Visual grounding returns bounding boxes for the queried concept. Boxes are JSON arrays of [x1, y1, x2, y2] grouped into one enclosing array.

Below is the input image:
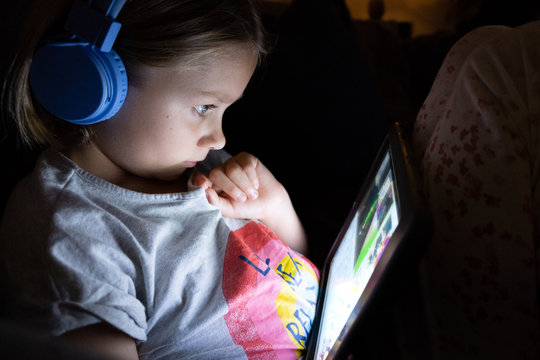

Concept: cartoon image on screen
[[314, 151, 399, 360]]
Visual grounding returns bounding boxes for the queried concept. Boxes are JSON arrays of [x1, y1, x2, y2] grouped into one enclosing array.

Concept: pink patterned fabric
[[413, 21, 540, 358], [222, 221, 319, 359]]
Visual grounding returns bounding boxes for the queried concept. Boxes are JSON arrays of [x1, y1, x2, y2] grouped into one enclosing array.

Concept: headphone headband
[[65, 0, 127, 52]]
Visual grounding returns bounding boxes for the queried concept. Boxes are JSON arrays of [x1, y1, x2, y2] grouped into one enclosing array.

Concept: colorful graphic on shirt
[[222, 221, 319, 359]]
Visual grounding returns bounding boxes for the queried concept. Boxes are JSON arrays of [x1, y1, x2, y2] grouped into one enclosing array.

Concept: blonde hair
[[2, 0, 267, 148]]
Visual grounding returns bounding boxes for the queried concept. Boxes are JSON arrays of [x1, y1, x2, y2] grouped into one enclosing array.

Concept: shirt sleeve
[[45, 224, 148, 341], [3, 200, 148, 341]]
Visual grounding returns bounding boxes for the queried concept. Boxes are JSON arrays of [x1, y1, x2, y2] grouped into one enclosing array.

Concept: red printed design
[[222, 221, 319, 359]]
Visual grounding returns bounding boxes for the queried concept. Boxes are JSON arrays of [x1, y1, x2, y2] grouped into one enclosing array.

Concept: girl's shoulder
[[1, 148, 214, 249]]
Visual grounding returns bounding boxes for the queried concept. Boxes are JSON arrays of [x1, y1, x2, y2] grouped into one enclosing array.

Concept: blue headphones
[[29, 0, 128, 125]]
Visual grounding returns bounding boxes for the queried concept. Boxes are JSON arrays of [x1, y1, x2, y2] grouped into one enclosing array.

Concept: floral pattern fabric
[[412, 21, 540, 358]]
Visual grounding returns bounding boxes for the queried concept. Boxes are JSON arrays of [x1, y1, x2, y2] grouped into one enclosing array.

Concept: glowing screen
[[314, 151, 399, 359]]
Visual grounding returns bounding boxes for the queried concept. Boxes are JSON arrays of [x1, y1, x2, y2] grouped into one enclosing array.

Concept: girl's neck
[[63, 143, 189, 194]]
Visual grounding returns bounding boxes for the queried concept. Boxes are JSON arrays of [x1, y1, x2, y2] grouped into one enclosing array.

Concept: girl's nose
[[198, 125, 226, 150]]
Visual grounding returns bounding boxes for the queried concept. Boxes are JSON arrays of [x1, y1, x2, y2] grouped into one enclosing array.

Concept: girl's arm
[[192, 152, 308, 254], [62, 323, 138, 360]]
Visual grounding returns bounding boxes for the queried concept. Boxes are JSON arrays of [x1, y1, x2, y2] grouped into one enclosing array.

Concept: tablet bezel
[[306, 124, 430, 360]]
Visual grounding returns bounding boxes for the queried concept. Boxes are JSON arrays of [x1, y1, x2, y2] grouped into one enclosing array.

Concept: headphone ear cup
[[29, 43, 128, 125]]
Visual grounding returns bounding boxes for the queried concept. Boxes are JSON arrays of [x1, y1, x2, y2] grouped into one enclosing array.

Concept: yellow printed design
[[274, 252, 319, 354]]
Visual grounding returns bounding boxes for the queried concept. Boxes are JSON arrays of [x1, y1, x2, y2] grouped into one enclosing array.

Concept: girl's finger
[[205, 187, 235, 217], [236, 155, 259, 195], [222, 156, 259, 199], [192, 172, 225, 197], [191, 172, 212, 189], [208, 169, 248, 202]]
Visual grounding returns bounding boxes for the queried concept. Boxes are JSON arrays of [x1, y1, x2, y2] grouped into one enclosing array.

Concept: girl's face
[[72, 44, 258, 192]]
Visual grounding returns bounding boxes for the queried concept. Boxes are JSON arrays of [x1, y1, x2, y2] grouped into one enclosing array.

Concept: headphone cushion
[[29, 43, 128, 125]]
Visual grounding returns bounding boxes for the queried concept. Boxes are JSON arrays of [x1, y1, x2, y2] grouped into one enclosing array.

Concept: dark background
[[1, 0, 540, 358], [2, 0, 539, 267]]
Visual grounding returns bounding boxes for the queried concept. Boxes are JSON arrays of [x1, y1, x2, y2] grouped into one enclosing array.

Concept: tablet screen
[[314, 151, 400, 360]]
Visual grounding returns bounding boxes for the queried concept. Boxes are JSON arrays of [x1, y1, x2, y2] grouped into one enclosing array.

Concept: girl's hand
[[194, 152, 278, 220], [192, 152, 307, 253]]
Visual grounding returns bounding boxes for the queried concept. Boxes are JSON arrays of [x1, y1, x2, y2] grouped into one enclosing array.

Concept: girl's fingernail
[[236, 193, 247, 202], [249, 189, 258, 199]]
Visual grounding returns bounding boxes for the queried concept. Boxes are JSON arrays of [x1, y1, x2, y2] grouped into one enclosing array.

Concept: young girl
[[0, 0, 319, 359]]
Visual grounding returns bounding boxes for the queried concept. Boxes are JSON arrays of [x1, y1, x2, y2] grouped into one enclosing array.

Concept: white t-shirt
[[0, 148, 319, 359]]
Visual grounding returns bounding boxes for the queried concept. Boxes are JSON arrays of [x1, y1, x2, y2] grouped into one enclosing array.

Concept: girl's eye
[[194, 105, 215, 116]]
